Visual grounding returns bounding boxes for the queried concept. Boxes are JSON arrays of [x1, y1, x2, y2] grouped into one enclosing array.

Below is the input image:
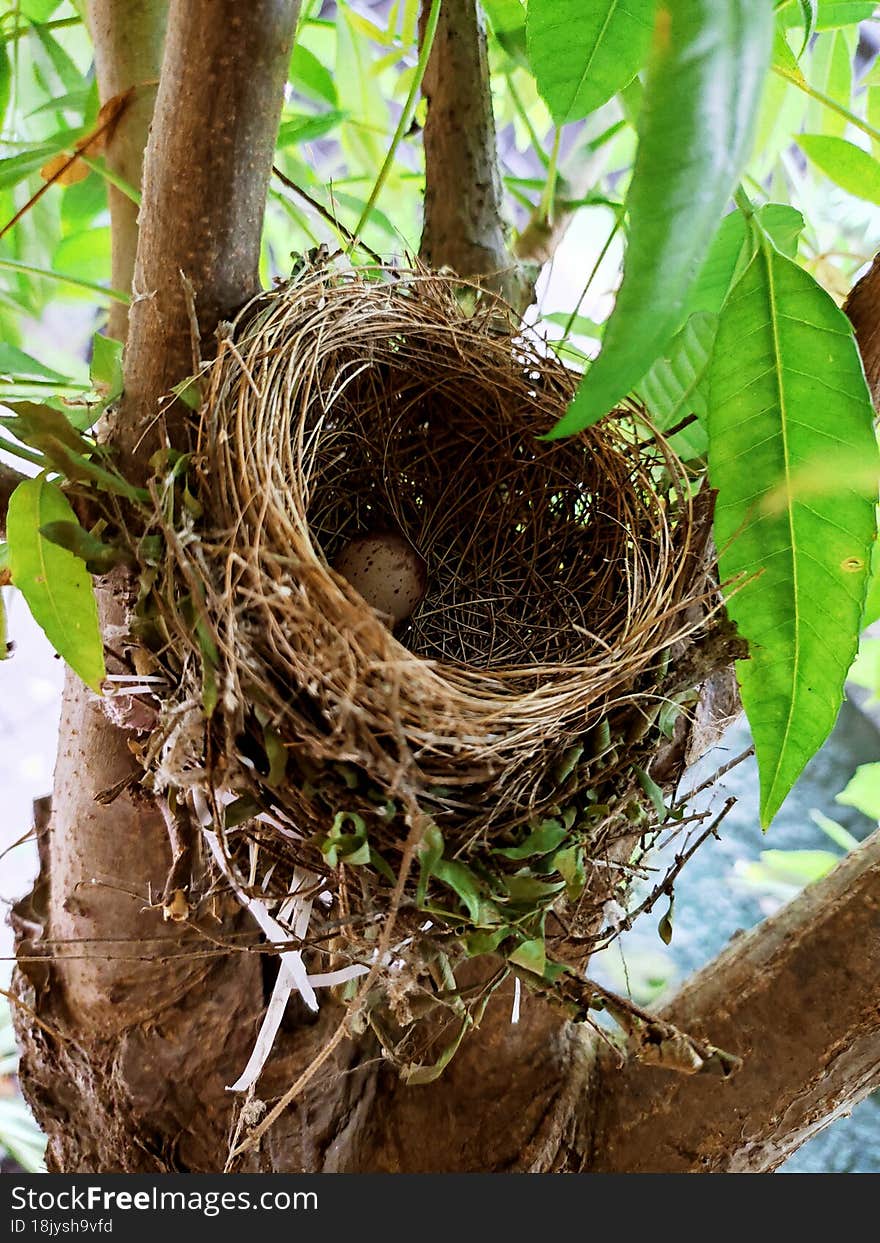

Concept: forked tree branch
[[588, 826, 880, 1172], [419, 0, 531, 309]]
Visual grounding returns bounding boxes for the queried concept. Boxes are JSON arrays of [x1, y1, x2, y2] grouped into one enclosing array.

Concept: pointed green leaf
[[416, 821, 445, 907], [527, 0, 655, 124], [797, 133, 880, 208], [508, 937, 546, 976], [90, 333, 123, 400], [494, 819, 568, 860], [548, 0, 773, 438], [39, 520, 129, 574], [6, 477, 105, 691], [708, 233, 878, 825], [636, 311, 716, 458]]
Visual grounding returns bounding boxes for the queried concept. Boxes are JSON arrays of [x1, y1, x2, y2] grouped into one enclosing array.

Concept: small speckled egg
[[333, 532, 427, 625]]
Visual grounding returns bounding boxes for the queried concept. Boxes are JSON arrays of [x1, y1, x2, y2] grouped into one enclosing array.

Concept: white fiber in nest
[[193, 789, 371, 1092]]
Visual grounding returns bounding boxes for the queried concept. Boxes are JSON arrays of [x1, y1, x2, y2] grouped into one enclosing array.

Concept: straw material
[[130, 263, 726, 1011]]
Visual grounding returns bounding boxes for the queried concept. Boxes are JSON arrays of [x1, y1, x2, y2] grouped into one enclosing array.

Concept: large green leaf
[[777, 0, 874, 28], [548, 0, 774, 438], [527, 0, 655, 124], [708, 230, 877, 825], [683, 202, 804, 321], [6, 476, 105, 691], [797, 133, 880, 207]]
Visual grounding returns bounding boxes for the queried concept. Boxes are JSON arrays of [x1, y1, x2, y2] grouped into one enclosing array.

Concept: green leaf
[[0, 132, 85, 190], [6, 477, 105, 691], [635, 311, 716, 457], [0, 43, 11, 131], [21, 0, 64, 18], [433, 859, 499, 925], [276, 110, 348, 148], [39, 520, 128, 574], [551, 844, 586, 901], [0, 344, 69, 383], [837, 762, 880, 820], [811, 1, 875, 28], [494, 818, 568, 860], [484, 0, 525, 33], [501, 874, 566, 906], [527, 0, 655, 124], [548, 0, 774, 438], [791, 0, 819, 55], [658, 896, 675, 945], [89, 333, 123, 400], [777, 0, 874, 27], [682, 203, 804, 322], [508, 937, 546, 976], [465, 926, 511, 956], [31, 22, 83, 94], [636, 766, 667, 823], [810, 809, 859, 851], [708, 231, 878, 825], [290, 45, 337, 105], [416, 821, 444, 906], [797, 133, 880, 207]]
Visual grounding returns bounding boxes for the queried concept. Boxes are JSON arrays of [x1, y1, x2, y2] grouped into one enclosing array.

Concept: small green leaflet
[[90, 333, 123, 400], [708, 229, 878, 826], [797, 134, 880, 208], [6, 476, 105, 692], [527, 0, 655, 124], [548, 0, 774, 438]]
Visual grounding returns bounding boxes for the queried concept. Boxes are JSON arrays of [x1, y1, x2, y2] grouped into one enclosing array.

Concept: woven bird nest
[[130, 263, 723, 1038]]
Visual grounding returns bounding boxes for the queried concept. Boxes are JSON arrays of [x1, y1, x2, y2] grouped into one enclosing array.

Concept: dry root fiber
[[128, 262, 728, 1022]]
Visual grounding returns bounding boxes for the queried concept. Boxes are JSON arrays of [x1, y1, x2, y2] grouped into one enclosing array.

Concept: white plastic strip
[[226, 957, 302, 1093], [511, 974, 522, 1025]]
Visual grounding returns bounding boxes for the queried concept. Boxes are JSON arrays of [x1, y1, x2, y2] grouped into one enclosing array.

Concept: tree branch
[[588, 827, 880, 1172], [845, 256, 880, 406], [86, 1, 168, 342], [419, 0, 531, 309], [117, 0, 300, 468]]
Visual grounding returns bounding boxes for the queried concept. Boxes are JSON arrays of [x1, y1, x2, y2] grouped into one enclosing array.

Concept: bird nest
[[127, 263, 726, 1026]]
